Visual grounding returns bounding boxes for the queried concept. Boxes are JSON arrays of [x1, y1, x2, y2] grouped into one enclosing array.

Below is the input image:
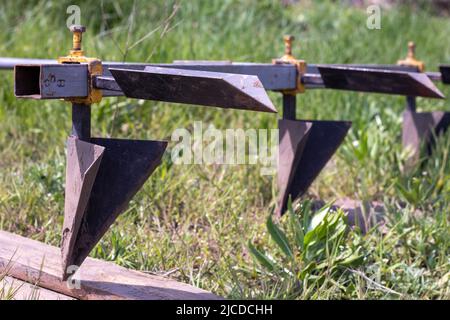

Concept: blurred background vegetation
[[0, 0, 449, 299]]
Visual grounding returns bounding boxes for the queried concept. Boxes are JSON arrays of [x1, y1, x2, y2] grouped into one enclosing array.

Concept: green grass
[[0, 0, 449, 299]]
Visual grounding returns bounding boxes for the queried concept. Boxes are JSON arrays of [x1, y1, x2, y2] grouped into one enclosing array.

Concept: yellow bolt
[[397, 40, 424, 72], [70, 25, 86, 52], [283, 35, 295, 57], [407, 41, 416, 59]]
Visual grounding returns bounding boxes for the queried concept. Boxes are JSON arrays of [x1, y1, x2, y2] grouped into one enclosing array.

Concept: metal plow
[[62, 137, 168, 278], [106, 39, 446, 217], [8, 26, 278, 279], [111, 41, 446, 216], [316, 43, 450, 163], [271, 37, 446, 216], [2, 25, 449, 275], [277, 118, 351, 216], [332, 43, 450, 163]]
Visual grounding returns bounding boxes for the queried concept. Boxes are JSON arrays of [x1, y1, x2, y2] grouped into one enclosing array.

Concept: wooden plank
[[0, 230, 221, 300], [0, 276, 75, 300]]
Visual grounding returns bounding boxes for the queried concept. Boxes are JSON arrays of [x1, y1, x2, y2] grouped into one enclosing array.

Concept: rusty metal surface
[[440, 65, 450, 84], [276, 119, 351, 216], [317, 66, 445, 98], [109, 67, 277, 113], [61, 137, 105, 279], [402, 110, 450, 163], [63, 138, 167, 276]]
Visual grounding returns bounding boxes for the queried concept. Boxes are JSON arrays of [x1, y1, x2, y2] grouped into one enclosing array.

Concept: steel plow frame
[[1, 27, 449, 276], [7, 26, 280, 278]]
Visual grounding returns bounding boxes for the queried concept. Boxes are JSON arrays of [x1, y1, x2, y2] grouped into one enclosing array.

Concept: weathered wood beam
[[0, 276, 75, 300], [0, 230, 221, 300]]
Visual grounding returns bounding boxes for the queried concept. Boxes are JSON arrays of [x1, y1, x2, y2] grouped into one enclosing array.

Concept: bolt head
[[69, 25, 86, 33]]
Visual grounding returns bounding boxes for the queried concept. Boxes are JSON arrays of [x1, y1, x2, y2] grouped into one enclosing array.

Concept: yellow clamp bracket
[[272, 35, 306, 95], [397, 41, 425, 72], [58, 25, 103, 104]]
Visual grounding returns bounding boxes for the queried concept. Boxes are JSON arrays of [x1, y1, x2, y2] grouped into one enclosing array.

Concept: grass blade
[[247, 241, 277, 272], [266, 216, 293, 259]]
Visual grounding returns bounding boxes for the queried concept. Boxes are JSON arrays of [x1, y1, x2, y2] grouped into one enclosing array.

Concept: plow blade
[[276, 119, 351, 216], [403, 110, 450, 163], [61, 137, 105, 277], [316, 66, 445, 99], [61, 137, 167, 279], [109, 67, 277, 113]]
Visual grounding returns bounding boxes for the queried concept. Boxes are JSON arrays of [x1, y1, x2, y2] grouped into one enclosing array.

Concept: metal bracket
[[272, 35, 306, 95], [58, 25, 103, 104]]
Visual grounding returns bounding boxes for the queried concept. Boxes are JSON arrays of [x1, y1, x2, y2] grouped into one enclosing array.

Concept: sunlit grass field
[[0, 0, 449, 299]]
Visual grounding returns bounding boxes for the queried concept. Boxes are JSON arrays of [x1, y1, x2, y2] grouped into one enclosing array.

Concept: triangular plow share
[[277, 119, 351, 216], [11, 25, 276, 279], [62, 137, 167, 274], [402, 110, 450, 162], [61, 137, 105, 274]]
